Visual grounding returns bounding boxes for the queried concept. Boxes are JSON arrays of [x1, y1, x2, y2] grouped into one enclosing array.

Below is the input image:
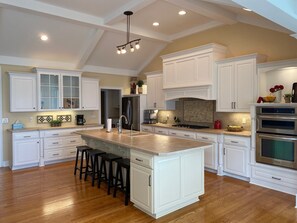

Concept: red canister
[[214, 120, 222, 129]]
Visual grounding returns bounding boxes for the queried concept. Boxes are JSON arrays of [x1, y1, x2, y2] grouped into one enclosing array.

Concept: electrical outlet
[[242, 118, 246, 124], [167, 115, 169, 120], [2, 118, 9, 124], [29, 117, 33, 122]]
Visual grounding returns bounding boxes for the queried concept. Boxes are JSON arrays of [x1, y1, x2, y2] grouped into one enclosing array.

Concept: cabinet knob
[[33, 107, 36, 109]]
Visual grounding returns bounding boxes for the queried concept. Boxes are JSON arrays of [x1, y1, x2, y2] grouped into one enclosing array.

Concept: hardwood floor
[[0, 161, 296, 223]]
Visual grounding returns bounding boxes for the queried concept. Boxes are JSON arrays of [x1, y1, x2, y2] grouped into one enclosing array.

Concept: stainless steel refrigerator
[[121, 95, 146, 131]]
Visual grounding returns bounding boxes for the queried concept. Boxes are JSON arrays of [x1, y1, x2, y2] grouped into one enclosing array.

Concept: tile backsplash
[[157, 99, 251, 130]]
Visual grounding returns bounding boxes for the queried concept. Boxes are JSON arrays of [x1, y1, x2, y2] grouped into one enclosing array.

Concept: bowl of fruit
[[262, 96, 276, 103]]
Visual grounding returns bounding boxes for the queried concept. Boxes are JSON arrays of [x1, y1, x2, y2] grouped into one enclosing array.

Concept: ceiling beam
[[0, 0, 170, 43], [104, 0, 157, 25], [231, 0, 297, 38], [76, 29, 105, 69], [166, 0, 237, 25]]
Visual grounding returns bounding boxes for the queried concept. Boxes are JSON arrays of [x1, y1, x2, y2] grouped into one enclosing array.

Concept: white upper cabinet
[[9, 72, 37, 112], [161, 43, 227, 100], [34, 68, 81, 111], [216, 54, 267, 112], [81, 78, 99, 110]]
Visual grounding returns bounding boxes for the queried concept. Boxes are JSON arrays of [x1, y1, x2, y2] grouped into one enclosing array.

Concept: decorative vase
[[284, 96, 291, 103], [138, 87, 143, 94], [275, 90, 282, 103]]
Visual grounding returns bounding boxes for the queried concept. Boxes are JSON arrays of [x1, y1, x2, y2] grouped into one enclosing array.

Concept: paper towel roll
[[106, 118, 112, 132]]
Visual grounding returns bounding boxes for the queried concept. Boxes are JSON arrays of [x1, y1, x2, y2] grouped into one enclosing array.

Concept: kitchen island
[[76, 129, 211, 219]]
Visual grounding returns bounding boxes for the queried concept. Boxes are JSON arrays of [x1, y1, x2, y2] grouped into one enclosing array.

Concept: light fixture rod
[[116, 11, 141, 54]]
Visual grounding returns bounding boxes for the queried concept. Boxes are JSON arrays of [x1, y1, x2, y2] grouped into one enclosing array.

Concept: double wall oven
[[256, 106, 297, 170]]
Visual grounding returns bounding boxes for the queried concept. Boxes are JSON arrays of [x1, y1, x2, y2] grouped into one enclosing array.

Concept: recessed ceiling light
[[243, 8, 252, 12], [178, 10, 186, 15], [153, 22, 159, 26], [40, 34, 48, 41]]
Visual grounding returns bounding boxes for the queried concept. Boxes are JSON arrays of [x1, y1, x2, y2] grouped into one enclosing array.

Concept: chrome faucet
[[118, 115, 128, 134]]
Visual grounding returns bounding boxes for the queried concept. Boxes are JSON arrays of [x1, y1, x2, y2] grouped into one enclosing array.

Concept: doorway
[[100, 89, 121, 127]]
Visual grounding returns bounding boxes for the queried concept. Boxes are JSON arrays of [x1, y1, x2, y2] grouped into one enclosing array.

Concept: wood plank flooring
[[0, 161, 296, 223]]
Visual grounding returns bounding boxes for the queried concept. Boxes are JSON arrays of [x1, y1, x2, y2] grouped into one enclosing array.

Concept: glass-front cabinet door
[[61, 74, 80, 109], [35, 68, 82, 111], [40, 73, 60, 110]]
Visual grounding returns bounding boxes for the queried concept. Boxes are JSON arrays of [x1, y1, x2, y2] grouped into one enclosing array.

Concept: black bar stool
[[74, 145, 93, 180], [84, 149, 106, 186], [98, 153, 122, 195], [113, 158, 130, 205]]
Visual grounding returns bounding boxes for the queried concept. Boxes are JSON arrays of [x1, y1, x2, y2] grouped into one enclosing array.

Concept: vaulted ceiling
[[0, 0, 296, 76]]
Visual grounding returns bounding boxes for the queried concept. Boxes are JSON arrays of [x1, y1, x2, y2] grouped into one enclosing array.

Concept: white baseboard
[[1, 160, 9, 167]]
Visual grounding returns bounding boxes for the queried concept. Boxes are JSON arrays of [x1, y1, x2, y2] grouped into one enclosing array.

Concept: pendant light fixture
[[116, 11, 141, 55]]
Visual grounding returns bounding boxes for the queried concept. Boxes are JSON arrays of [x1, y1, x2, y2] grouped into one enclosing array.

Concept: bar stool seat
[[84, 149, 106, 186], [113, 158, 130, 205], [98, 153, 122, 195], [74, 145, 93, 180]]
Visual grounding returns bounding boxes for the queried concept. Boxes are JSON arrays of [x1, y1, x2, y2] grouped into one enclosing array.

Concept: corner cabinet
[[34, 68, 81, 111], [9, 72, 37, 112], [81, 78, 99, 110], [216, 54, 266, 112]]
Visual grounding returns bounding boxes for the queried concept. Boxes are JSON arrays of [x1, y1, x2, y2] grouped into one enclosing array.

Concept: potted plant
[[136, 80, 144, 94], [283, 93, 292, 103], [49, 119, 62, 127]]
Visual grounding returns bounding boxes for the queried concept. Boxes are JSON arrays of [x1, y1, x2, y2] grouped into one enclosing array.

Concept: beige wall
[[1, 65, 131, 162], [140, 22, 297, 78]]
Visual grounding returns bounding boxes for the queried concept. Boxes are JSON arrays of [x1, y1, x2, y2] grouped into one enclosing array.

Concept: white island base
[[130, 148, 205, 219], [77, 129, 210, 219]]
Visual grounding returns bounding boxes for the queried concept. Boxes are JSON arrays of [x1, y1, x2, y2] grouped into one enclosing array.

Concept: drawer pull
[[149, 175, 151, 187], [202, 137, 208, 140], [272, 176, 281, 181], [24, 136, 31, 138], [171, 133, 176, 135], [135, 158, 143, 162], [52, 142, 59, 145], [70, 140, 76, 143], [52, 153, 59, 156], [52, 134, 59, 136], [70, 151, 76, 154], [184, 134, 190, 137], [231, 141, 239, 143]]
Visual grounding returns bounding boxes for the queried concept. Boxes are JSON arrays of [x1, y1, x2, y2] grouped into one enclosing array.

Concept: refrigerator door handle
[[127, 100, 132, 125]]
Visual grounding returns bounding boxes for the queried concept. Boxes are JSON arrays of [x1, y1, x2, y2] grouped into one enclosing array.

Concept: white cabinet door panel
[[196, 54, 211, 84], [224, 146, 247, 176], [131, 163, 153, 213], [14, 139, 40, 165], [10, 73, 37, 112], [81, 78, 99, 110], [217, 63, 233, 111]]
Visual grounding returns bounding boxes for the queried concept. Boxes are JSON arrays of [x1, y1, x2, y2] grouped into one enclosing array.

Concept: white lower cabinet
[[12, 131, 41, 170], [141, 125, 154, 133], [196, 133, 218, 170], [168, 129, 196, 139], [42, 130, 84, 163], [154, 127, 168, 135], [130, 148, 204, 219], [223, 135, 250, 178]]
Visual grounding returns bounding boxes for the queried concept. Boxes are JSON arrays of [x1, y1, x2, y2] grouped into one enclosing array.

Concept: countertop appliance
[[256, 106, 297, 170], [143, 109, 158, 124], [121, 95, 146, 131], [171, 124, 209, 129], [76, 114, 86, 125]]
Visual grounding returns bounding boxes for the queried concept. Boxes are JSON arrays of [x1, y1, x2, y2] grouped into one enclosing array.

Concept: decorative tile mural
[[57, 115, 72, 122], [37, 115, 53, 124]]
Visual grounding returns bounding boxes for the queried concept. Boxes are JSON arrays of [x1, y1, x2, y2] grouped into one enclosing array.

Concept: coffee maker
[[76, 115, 86, 125], [143, 109, 158, 124]]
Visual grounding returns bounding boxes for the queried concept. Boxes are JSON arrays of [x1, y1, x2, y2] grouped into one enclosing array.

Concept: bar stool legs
[[74, 146, 93, 180], [113, 158, 130, 205]]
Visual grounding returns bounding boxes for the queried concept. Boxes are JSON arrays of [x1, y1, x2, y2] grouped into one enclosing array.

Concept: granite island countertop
[[142, 123, 251, 137], [76, 129, 211, 156]]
